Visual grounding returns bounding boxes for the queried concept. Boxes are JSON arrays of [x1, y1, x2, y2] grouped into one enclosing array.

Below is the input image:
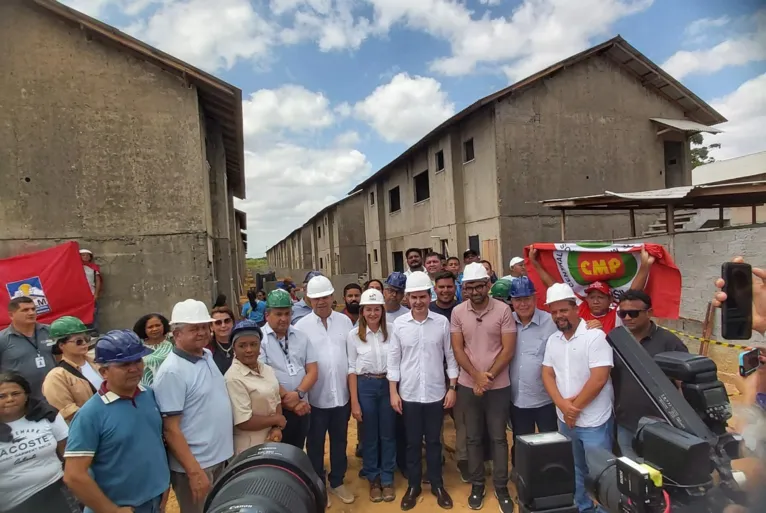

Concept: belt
[[360, 373, 387, 379]]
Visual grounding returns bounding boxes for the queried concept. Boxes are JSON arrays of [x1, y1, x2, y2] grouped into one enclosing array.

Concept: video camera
[[585, 326, 747, 513]]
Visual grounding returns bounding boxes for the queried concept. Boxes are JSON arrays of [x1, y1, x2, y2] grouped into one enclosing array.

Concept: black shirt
[[612, 322, 688, 431], [430, 302, 457, 321], [208, 338, 234, 375]]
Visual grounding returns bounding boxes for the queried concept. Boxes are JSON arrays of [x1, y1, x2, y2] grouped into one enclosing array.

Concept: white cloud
[[242, 85, 335, 138], [274, 0, 374, 51], [334, 130, 361, 146], [709, 73, 766, 160], [479, 0, 502, 6], [354, 72, 455, 144], [125, 0, 278, 72], [684, 15, 730, 39], [663, 10, 766, 80]]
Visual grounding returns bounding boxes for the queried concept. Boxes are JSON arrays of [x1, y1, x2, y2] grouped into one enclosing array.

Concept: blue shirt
[[260, 324, 318, 391], [241, 301, 266, 323], [153, 348, 234, 472], [291, 300, 312, 325], [510, 308, 557, 408], [64, 386, 169, 506]]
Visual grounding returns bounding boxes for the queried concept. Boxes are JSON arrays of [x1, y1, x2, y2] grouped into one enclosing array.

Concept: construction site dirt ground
[[167, 345, 758, 513]]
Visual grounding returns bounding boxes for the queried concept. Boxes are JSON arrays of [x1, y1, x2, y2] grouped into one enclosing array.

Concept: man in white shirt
[[541, 284, 614, 513], [403, 248, 425, 276], [295, 276, 355, 505], [388, 271, 458, 511]]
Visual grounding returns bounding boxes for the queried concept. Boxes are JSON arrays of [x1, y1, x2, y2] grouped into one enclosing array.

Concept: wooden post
[[629, 208, 636, 237], [752, 205, 758, 224], [718, 207, 724, 228], [665, 205, 675, 235], [700, 301, 715, 356], [560, 209, 567, 240]]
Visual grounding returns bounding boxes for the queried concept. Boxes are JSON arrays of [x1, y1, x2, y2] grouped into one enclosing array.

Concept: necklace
[[216, 340, 233, 358]]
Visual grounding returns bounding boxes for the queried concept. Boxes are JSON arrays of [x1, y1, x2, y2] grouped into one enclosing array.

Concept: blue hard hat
[[94, 330, 152, 364], [303, 270, 323, 283], [385, 272, 407, 291], [230, 320, 263, 344], [510, 276, 536, 298]]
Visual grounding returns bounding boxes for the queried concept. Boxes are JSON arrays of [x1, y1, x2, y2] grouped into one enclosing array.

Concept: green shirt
[[141, 338, 174, 386]]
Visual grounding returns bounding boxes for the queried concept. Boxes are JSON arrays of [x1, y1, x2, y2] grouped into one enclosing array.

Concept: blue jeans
[[357, 376, 396, 485], [558, 417, 613, 513], [85, 494, 162, 513], [306, 402, 351, 488], [616, 424, 638, 460]]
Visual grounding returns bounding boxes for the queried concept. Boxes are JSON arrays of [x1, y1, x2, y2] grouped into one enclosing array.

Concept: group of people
[[1, 248, 764, 513]]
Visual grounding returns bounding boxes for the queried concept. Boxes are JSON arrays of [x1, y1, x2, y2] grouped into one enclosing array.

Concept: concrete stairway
[[643, 209, 698, 236]]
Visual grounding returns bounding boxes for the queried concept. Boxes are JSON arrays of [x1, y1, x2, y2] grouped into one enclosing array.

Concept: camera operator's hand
[[713, 256, 766, 335]]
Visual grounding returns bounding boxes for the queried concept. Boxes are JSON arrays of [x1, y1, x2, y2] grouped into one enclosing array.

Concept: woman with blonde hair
[[347, 289, 396, 503]]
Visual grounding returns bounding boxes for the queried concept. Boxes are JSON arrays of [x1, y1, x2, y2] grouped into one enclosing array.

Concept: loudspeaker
[[515, 432, 576, 511]]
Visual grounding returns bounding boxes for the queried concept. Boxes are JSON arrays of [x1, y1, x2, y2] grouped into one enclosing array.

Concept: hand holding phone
[[721, 262, 753, 340], [713, 257, 766, 336], [739, 348, 762, 377]]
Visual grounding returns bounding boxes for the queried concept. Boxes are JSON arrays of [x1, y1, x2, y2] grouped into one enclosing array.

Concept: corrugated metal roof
[[348, 35, 727, 195], [604, 186, 695, 200], [650, 118, 723, 134], [693, 151, 766, 186]]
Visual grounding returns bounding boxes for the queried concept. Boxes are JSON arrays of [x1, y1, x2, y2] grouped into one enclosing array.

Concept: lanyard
[[21, 332, 40, 356], [277, 333, 290, 361]]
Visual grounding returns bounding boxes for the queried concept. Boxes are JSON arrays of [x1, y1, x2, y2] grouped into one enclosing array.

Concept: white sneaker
[[331, 484, 355, 504]]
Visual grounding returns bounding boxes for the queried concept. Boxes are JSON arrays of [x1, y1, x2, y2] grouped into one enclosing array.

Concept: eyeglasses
[[213, 318, 234, 327], [463, 284, 487, 294], [67, 337, 90, 346], [617, 309, 647, 319]]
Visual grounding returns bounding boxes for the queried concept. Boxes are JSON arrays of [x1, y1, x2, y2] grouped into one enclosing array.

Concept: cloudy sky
[[62, 0, 766, 257]]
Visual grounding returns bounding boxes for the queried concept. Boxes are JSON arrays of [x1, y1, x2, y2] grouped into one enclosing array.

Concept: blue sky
[[63, 0, 766, 256]]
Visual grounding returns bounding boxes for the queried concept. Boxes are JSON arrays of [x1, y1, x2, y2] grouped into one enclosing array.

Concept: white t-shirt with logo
[[0, 414, 69, 509]]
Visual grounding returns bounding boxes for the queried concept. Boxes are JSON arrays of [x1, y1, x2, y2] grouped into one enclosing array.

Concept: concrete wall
[[0, 0, 237, 329], [615, 225, 766, 345], [334, 194, 367, 276], [495, 54, 686, 260]]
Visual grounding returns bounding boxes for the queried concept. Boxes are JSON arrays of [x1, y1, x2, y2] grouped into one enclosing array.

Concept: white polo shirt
[[542, 320, 614, 428]]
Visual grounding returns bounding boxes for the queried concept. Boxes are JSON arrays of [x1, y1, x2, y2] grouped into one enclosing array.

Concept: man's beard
[[556, 319, 573, 332], [346, 301, 361, 314]]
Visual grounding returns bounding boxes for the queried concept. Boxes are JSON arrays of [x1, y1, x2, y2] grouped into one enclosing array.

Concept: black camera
[[585, 327, 748, 513], [204, 442, 326, 513]]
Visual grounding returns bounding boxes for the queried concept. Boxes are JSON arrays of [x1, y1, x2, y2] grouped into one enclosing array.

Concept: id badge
[[35, 356, 46, 369], [286, 362, 298, 376]]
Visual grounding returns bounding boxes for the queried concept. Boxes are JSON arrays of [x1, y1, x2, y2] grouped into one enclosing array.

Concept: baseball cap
[[585, 281, 611, 296]]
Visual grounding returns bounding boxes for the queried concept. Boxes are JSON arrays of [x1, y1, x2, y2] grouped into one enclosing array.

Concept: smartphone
[[721, 262, 753, 340], [739, 348, 761, 377]]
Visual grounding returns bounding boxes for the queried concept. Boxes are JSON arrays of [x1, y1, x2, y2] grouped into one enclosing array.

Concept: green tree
[[690, 133, 721, 168]]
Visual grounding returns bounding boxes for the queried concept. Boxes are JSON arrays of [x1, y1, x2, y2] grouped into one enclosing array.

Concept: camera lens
[[205, 443, 326, 513]]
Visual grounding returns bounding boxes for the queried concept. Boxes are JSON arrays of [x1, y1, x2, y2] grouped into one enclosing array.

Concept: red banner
[[524, 242, 681, 319], [0, 242, 94, 329]]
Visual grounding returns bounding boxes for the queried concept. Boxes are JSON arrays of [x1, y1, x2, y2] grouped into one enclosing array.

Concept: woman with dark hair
[[0, 373, 80, 513], [364, 279, 384, 292], [209, 305, 236, 374], [132, 313, 174, 386]]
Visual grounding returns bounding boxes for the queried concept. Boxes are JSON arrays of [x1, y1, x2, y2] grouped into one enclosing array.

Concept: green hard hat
[[489, 279, 512, 299], [49, 316, 89, 340], [266, 289, 293, 308]]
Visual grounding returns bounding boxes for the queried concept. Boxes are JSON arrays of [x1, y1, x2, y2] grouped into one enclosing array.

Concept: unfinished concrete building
[[0, 0, 247, 329], [353, 36, 725, 278], [267, 192, 366, 278]]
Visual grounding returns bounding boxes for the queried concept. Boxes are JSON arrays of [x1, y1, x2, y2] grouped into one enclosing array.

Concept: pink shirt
[[450, 298, 516, 390]]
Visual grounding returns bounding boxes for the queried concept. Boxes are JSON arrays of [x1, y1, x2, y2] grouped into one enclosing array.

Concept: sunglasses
[[213, 318, 233, 327], [617, 309, 647, 319], [67, 337, 90, 346]]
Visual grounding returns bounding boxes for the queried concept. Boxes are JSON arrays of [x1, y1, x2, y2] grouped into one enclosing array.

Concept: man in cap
[[383, 272, 410, 321], [64, 330, 169, 513], [541, 283, 614, 513], [292, 271, 322, 325], [388, 271, 458, 510], [80, 249, 102, 333], [530, 247, 654, 333], [153, 299, 234, 513], [502, 257, 526, 281], [296, 276, 356, 504], [507, 277, 558, 473], [260, 289, 317, 449], [450, 263, 516, 512]]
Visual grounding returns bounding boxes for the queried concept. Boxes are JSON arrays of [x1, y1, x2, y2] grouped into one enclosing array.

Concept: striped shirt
[[141, 338, 174, 386]]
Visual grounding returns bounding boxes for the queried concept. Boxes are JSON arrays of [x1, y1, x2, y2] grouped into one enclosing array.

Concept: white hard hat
[[306, 275, 335, 299], [405, 271, 432, 293], [360, 289, 385, 306], [509, 257, 524, 267], [545, 283, 577, 305], [171, 299, 214, 324], [79, 249, 93, 255], [462, 262, 489, 282]]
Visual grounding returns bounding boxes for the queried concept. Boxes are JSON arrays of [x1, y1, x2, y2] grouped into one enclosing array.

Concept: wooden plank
[[666, 205, 675, 235], [560, 210, 567, 240], [629, 208, 636, 237]]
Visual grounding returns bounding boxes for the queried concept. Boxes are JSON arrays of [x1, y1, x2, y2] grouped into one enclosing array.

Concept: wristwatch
[[449, 385, 457, 391], [296, 389, 306, 400]]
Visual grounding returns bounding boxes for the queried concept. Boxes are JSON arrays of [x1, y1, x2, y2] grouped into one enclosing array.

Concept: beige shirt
[[224, 358, 281, 455]]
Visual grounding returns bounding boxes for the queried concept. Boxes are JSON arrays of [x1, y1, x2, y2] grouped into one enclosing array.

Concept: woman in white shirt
[[347, 289, 396, 503], [0, 372, 81, 513]]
